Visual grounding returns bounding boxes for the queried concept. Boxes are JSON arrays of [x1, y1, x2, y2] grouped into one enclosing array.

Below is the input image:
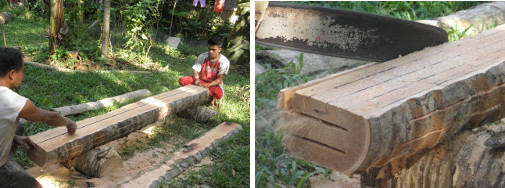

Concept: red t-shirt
[[199, 57, 221, 83]]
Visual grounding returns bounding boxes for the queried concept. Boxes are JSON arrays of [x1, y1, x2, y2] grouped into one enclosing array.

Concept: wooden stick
[[24, 60, 152, 74]]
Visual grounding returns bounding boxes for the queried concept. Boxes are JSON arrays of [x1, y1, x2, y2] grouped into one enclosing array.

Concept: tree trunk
[[70, 146, 123, 178], [27, 85, 209, 167], [49, 0, 64, 54], [100, 0, 110, 58], [279, 25, 505, 174], [0, 12, 15, 24], [78, 0, 84, 24], [360, 122, 505, 188], [177, 106, 218, 122]]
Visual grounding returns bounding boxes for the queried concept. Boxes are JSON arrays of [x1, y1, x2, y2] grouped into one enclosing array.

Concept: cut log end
[[280, 111, 370, 174], [70, 146, 123, 178]]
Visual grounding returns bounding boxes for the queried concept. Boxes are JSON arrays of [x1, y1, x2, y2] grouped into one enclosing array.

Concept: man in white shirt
[[0, 48, 76, 187]]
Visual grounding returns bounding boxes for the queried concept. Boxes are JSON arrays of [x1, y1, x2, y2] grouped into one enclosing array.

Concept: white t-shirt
[[192, 52, 230, 75], [0, 86, 28, 166]]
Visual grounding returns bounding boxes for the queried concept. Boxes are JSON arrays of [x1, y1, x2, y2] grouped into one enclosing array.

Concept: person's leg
[[0, 155, 42, 188], [208, 85, 224, 107], [179, 76, 195, 86]]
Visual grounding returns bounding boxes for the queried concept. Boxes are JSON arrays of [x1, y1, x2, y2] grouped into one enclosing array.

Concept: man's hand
[[194, 79, 201, 86], [14, 135, 36, 150], [65, 118, 77, 135], [201, 84, 210, 88]]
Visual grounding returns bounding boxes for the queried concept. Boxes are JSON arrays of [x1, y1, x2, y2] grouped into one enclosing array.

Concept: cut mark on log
[[294, 135, 346, 154], [35, 88, 192, 145], [298, 111, 347, 131], [410, 83, 505, 123]]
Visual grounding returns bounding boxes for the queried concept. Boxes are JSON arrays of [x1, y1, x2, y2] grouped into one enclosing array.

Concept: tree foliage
[[225, 0, 249, 66]]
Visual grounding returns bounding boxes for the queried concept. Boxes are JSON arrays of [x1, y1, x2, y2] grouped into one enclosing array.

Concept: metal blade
[[256, 2, 448, 62]]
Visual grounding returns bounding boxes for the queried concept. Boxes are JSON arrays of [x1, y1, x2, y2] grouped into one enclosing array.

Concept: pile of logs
[[279, 24, 505, 184]]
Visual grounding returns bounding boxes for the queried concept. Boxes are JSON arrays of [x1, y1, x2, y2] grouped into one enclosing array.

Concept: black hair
[[208, 36, 224, 48], [0, 48, 23, 77]]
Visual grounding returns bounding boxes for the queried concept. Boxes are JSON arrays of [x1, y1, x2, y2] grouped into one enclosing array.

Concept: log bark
[[49, 0, 64, 53], [279, 24, 505, 174], [24, 60, 151, 74], [52, 89, 152, 116], [0, 12, 15, 24], [117, 122, 243, 187], [360, 122, 505, 188], [178, 106, 218, 122], [70, 145, 123, 178], [27, 85, 209, 167]]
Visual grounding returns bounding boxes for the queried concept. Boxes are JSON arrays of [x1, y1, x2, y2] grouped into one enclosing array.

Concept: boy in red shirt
[[179, 36, 230, 107]]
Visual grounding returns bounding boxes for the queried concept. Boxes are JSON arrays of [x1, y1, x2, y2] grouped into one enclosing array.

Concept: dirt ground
[[309, 171, 361, 188], [26, 120, 213, 187]]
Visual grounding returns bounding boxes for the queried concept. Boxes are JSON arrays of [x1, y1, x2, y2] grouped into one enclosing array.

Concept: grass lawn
[[256, 1, 493, 187], [3, 6, 249, 187]]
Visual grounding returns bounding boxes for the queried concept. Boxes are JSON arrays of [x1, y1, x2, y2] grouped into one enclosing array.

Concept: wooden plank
[[280, 25, 505, 173], [27, 85, 209, 167], [116, 122, 242, 187]]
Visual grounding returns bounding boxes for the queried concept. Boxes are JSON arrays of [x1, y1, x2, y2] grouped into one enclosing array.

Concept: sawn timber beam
[[27, 85, 209, 167], [279, 25, 505, 174]]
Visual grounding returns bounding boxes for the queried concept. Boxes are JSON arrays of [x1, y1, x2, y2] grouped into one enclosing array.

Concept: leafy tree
[[224, 0, 249, 67]]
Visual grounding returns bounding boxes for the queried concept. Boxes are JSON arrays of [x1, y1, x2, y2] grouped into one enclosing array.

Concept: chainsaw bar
[[255, 2, 448, 62]]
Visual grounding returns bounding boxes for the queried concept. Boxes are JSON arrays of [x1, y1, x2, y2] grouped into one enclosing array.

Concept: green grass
[[293, 1, 484, 21], [255, 1, 493, 187], [6, 6, 249, 187]]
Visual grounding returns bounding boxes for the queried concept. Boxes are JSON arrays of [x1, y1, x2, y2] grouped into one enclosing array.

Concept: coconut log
[[360, 123, 505, 187], [0, 12, 15, 25], [178, 106, 218, 122], [27, 85, 209, 167], [70, 145, 123, 178], [52, 89, 152, 116], [279, 24, 505, 174]]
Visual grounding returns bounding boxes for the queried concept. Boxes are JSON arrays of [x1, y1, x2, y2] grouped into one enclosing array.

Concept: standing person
[[0, 48, 77, 187], [179, 36, 230, 107]]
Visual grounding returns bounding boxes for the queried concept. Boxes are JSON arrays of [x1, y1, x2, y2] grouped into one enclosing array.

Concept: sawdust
[[26, 120, 184, 187], [256, 6, 379, 51], [309, 171, 361, 188]]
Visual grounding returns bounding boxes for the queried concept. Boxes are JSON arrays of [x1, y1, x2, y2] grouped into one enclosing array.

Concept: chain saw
[[255, 2, 448, 62]]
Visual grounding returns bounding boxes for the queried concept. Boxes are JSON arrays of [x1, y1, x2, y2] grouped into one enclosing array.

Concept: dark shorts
[[0, 122, 41, 188], [0, 155, 41, 188]]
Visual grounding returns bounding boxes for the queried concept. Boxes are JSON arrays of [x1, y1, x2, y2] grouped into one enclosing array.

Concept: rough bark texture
[[27, 85, 209, 167], [279, 25, 505, 174], [52, 89, 152, 116], [116, 122, 242, 187], [49, 0, 64, 53], [100, 0, 110, 58], [418, 2, 505, 35], [178, 106, 218, 122], [0, 12, 15, 24], [70, 145, 123, 178], [24, 60, 151, 74], [360, 122, 505, 188]]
